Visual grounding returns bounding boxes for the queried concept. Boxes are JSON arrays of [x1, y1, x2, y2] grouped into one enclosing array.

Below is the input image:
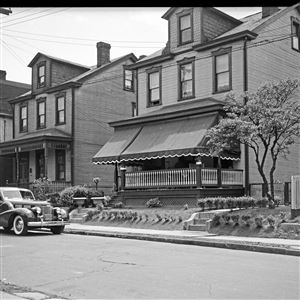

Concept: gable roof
[[28, 52, 90, 70]]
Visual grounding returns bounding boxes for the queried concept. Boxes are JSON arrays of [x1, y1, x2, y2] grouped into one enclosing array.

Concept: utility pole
[[0, 7, 12, 15]]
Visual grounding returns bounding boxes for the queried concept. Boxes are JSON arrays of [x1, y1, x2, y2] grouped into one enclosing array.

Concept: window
[[124, 68, 134, 91], [37, 98, 46, 129], [147, 68, 161, 107], [178, 11, 193, 45], [178, 59, 194, 100], [56, 149, 65, 180], [213, 48, 232, 93], [292, 18, 300, 51], [19, 104, 28, 132], [56, 94, 65, 125], [37, 62, 46, 88]]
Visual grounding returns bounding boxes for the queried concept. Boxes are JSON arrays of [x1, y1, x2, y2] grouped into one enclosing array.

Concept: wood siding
[[73, 58, 136, 191]]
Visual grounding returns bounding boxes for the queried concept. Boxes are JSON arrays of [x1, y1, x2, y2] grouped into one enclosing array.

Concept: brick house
[[0, 70, 31, 185], [93, 6, 300, 206], [0, 42, 137, 193]]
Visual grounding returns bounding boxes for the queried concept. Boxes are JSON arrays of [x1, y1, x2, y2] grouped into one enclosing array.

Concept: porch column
[[43, 142, 48, 178], [196, 157, 202, 189], [120, 166, 126, 191], [217, 156, 222, 187], [15, 147, 19, 185], [114, 163, 119, 191]]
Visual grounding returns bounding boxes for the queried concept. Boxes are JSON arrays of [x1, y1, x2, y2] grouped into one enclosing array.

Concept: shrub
[[206, 199, 213, 210], [222, 214, 231, 225], [274, 196, 281, 207], [231, 215, 240, 226], [47, 192, 61, 206], [213, 199, 219, 210], [255, 215, 264, 228], [32, 177, 51, 201], [211, 214, 221, 227], [219, 199, 225, 209], [113, 201, 124, 209], [226, 198, 234, 210], [267, 215, 276, 228], [146, 197, 162, 208], [59, 185, 88, 207], [261, 197, 269, 208], [241, 214, 251, 226], [279, 212, 287, 223], [197, 199, 206, 211]]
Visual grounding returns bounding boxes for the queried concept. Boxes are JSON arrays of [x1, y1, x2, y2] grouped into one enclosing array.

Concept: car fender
[[1, 208, 35, 228]]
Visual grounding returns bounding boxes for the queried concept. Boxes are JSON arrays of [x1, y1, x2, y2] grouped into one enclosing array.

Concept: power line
[[0, 8, 71, 28], [1, 40, 26, 65]]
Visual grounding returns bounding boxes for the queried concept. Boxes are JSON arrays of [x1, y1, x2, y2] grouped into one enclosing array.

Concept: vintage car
[[0, 187, 69, 235]]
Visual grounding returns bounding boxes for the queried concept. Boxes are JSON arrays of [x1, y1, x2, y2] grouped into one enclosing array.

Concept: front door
[[36, 149, 45, 179], [19, 152, 29, 184]]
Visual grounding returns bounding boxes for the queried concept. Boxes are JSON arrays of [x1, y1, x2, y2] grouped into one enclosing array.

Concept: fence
[[249, 182, 291, 204]]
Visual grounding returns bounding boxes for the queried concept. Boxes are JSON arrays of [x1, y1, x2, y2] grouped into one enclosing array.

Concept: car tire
[[51, 225, 65, 234], [13, 215, 28, 236]]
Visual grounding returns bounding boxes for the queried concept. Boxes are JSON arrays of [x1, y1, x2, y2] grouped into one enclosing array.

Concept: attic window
[[292, 18, 300, 51], [124, 68, 134, 91], [37, 62, 46, 88], [178, 10, 193, 45]]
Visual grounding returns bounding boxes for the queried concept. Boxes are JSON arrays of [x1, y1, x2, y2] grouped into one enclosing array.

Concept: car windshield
[[2, 190, 35, 201]]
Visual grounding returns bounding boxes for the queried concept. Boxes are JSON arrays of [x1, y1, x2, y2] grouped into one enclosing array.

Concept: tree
[[206, 79, 300, 207]]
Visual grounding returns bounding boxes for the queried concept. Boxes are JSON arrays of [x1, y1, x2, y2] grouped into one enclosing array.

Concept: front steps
[[69, 208, 98, 223]]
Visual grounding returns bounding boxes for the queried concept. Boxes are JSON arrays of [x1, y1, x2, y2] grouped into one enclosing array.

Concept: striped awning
[[93, 113, 240, 164]]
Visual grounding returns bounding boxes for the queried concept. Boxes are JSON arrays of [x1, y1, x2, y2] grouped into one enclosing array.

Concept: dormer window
[[37, 62, 46, 88], [178, 10, 193, 45], [124, 68, 134, 91]]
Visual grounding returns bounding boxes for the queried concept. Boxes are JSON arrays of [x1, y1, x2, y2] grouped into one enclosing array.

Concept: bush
[[59, 185, 89, 207], [146, 197, 162, 208], [211, 214, 221, 227], [197, 199, 206, 211], [113, 201, 124, 209], [206, 199, 213, 210], [222, 214, 231, 225], [241, 214, 251, 226], [231, 214, 240, 226], [255, 215, 264, 228], [47, 192, 61, 206], [267, 215, 276, 228], [32, 177, 51, 201]]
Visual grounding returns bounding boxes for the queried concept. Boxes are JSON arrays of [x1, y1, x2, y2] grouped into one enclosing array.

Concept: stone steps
[[187, 224, 207, 231]]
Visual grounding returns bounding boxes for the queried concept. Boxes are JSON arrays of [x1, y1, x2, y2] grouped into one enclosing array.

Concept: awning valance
[[93, 113, 240, 164]]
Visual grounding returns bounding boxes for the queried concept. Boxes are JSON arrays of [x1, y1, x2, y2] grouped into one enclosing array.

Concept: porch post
[[196, 157, 202, 188], [114, 163, 119, 191], [15, 147, 20, 186], [120, 166, 126, 191], [44, 142, 48, 178], [217, 156, 222, 187]]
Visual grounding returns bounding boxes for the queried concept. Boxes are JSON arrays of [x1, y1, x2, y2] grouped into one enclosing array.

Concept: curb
[[64, 229, 300, 257]]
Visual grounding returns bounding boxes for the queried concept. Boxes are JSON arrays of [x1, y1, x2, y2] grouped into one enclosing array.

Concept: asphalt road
[[0, 229, 299, 299]]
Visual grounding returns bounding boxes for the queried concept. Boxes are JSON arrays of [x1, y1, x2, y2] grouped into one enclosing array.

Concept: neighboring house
[[0, 70, 31, 185], [0, 42, 137, 193], [93, 6, 300, 206]]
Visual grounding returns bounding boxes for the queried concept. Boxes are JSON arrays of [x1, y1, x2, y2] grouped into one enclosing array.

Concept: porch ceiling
[[93, 113, 240, 164]]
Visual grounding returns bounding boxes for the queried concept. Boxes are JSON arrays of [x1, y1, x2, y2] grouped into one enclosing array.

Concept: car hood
[[8, 199, 50, 206]]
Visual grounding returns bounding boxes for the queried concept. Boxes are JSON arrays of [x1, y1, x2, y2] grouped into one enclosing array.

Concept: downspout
[[243, 37, 250, 195], [71, 88, 75, 186], [135, 69, 139, 116]]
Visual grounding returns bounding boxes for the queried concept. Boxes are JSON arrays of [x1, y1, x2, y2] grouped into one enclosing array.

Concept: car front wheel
[[51, 225, 65, 234], [13, 215, 28, 236]]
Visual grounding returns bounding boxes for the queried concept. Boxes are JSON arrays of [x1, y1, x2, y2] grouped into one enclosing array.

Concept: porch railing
[[125, 168, 243, 189]]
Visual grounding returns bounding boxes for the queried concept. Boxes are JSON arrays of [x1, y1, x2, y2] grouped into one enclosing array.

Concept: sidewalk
[[65, 223, 300, 256]]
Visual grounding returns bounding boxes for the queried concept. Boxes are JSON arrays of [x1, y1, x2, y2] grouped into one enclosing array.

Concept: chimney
[[262, 7, 280, 18], [96, 42, 111, 67], [0, 70, 7, 80]]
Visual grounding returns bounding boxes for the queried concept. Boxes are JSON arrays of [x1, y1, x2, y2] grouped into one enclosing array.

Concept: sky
[[0, 7, 261, 84]]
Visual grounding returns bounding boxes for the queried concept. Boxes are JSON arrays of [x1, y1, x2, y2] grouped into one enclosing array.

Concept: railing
[[125, 168, 243, 189]]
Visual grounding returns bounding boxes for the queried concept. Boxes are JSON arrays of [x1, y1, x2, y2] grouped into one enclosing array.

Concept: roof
[[14, 128, 72, 141], [28, 52, 90, 70]]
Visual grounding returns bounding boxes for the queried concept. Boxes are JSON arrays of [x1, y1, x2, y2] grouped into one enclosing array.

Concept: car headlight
[[32, 206, 42, 215], [60, 208, 67, 218]]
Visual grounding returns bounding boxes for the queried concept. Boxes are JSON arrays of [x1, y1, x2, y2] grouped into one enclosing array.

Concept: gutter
[[127, 54, 174, 70]]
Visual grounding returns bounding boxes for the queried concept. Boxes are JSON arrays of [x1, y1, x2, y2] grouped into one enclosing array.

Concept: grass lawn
[[84, 205, 300, 239]]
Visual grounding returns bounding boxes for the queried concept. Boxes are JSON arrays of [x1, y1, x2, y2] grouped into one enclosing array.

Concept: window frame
[[212, 47, 232, 94], [177, 9, 193, 46], [37, 61, 46, 89], [178, 57, 195, 101], [55, 93, 66, 126], [123, 67, 134, 91], [19, 103, 28, 133], [36, 98, 46, 129], [146, 66, 162, 107], [55, 149, 66, 181], [291, 17, 300, 52]]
